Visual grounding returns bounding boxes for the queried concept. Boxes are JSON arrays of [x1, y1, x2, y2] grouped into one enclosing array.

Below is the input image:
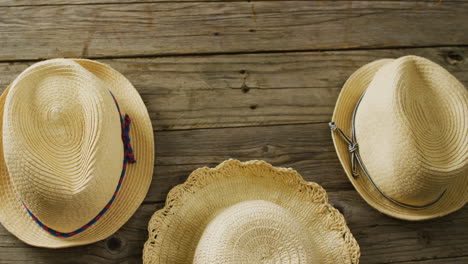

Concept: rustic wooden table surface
[[0, 0, 467, 263]]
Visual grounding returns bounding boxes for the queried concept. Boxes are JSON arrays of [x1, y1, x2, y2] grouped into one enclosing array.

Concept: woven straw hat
[[0, 58, 154, 248], [143, 160, 360, 264], [330, 55, 468, 221]]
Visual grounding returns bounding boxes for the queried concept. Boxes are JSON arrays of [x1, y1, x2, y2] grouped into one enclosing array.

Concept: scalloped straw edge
[[143, 159, 360, 264]]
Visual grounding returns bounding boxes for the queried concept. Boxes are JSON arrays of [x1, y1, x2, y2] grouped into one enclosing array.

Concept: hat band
[[329, 94, 446, 209], [20, 92, 136, 237]]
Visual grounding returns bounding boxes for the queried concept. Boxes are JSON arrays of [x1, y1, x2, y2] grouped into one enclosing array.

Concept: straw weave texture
[[143, 160, 360, 264], [331, 56, 468, 220], [0, 59, 154, 248]]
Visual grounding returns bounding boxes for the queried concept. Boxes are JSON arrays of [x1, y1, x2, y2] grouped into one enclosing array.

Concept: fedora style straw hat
[[143, 160, 360, 264], [330, 55, 468, 221], [0, 59, 154, 248]]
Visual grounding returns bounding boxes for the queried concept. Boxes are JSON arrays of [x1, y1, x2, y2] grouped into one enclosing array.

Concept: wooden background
[[0, 0, 467, 263]]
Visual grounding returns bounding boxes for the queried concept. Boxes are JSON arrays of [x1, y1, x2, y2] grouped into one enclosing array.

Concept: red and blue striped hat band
[[21, 92, 135, 238]]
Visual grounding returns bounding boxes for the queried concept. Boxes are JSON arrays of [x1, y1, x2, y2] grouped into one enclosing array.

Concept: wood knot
[[418, 230, 432, 247], [106, 234, 125, 254], [446, 52, 464, 65], [213, 32, 220, 36]]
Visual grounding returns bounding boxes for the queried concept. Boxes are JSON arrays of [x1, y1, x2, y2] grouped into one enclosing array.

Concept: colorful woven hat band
[[20, 91, 136, 238]]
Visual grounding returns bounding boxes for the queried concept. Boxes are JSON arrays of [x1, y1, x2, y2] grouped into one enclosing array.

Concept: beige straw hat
[[143, 160, 360, 264], [0, 58, 154, 248], [330, 55, 468, 221]]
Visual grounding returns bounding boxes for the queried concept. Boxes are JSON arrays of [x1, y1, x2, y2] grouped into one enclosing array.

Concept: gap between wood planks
[[0, 0, 462, 8], [152, 121, 327, 132], [1, 44, 468, 64]]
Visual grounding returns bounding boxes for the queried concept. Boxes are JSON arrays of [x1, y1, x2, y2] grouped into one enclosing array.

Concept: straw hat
[[143, 160, 360, 264], [330, 55, 468, 221], [0, 58, 154, 248]]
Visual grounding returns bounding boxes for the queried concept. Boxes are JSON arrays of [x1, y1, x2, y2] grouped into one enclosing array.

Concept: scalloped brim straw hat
[[0, 58, 154, 248], [143, 160, 360, 264], [330, 55, 468, 221]]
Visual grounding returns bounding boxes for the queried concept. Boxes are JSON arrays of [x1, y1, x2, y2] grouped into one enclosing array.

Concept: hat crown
[[194, 200, 319, 264], [355, 56, 468, 206], [3, 59, 124, 232]]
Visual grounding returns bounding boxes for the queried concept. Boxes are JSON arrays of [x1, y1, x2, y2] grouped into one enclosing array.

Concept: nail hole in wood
[[250, 104, 258, 110], [241, 84, 250, 93], [213, 32, 220, 36], [249, 29, 256, 32]]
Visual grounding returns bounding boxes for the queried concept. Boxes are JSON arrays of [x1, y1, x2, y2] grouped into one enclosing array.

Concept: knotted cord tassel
[[123, 114, 136, 164], [329, 122, 360, 178]]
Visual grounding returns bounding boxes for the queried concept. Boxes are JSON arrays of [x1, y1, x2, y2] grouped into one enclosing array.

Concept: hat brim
[[0, 59, 154, 248], [143, 160, 360, 264], [331, 59, 468, 221]]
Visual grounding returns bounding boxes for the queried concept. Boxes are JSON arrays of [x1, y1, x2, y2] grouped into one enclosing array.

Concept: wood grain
[[394, 256, 468, 264], [0, 202, 164, 264], [0, 191, 466, 263], [3, 0, 465, 7], [0, 1, 467, 262], [150, 122, 352, 202], [330, 191, 468, 264], [0, 47, 467, 131], [2, 122, 466, 263], [1, 1, 468, 60], [394, 257, 468, 264]]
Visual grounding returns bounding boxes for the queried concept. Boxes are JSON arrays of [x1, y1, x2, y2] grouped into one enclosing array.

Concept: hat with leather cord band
[[330, 55, 468, 221]]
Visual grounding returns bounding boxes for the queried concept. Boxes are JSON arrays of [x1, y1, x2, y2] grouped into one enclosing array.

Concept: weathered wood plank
[[1, 1, 468, 60], [0, 44, 465, 263], [331, 192, 468, 264], [0, 0, 166, 5], [149, 122, 352, 202], [1, 121, 465, 263], [0, 0, 465, 263], [0, 47, 466, 130], [0, 191, 466, 263], [0, 202, 164, 264], [395, 256, 468, 264], [3, 0, 466, 6]]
